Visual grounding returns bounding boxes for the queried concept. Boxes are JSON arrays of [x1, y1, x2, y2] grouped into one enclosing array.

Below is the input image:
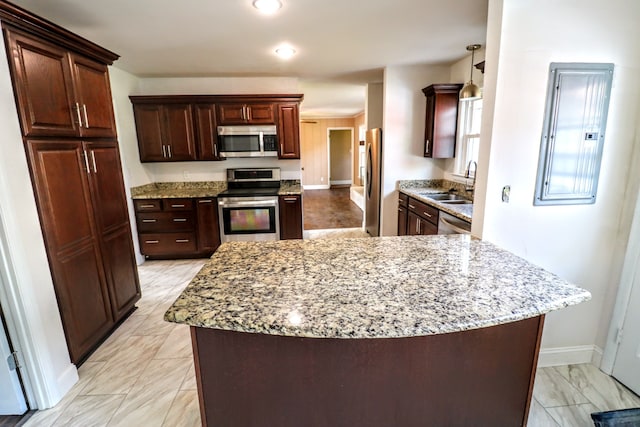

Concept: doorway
[[328, 129, 352, 187], [0, 299, 28, 420]]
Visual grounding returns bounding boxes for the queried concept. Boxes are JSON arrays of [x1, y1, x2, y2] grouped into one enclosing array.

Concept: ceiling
[[10, 0, 488, 117]]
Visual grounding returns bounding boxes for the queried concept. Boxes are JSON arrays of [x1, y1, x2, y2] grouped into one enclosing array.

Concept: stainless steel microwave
[[217, 125, 278, 158]]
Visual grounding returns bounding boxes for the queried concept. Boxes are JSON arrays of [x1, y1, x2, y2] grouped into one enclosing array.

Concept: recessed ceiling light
[[275, 46, 296, 59], [253, 0, 282, 14]]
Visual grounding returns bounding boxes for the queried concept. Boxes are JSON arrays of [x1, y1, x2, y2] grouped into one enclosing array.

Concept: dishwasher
[[438, 211, 471, 234]]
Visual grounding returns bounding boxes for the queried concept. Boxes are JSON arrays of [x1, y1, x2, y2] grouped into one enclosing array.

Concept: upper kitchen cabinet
[[216, 102, 275, 125], [130, 94, 303, 162], [4, 25, 117, 138], [132, 102, 197, 162], [277, 103, 301, 159], [422, 84, 463, 159]]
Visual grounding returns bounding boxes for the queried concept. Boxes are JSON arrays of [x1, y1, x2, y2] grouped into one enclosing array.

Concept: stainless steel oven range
[[218, 168, 281, 243]]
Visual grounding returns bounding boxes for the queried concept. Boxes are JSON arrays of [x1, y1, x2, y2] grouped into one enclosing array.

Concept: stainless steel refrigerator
[[365, 128, 382, 236]]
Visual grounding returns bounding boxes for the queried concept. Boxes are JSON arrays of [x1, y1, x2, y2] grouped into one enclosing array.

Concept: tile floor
[[303, 187, 363, 230], [21, 256, 640, 427]]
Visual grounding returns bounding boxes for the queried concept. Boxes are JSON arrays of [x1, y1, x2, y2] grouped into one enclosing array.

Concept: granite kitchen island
[[165, 235, 590, 427]]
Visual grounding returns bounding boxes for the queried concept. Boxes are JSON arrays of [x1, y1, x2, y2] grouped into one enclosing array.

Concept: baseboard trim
[[537, 345, 603, 368], [330, 180, 352, 185], [303, 185, 331, 190]]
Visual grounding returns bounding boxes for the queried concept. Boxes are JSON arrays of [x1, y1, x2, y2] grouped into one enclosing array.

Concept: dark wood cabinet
[[133, 103, 196, 162], [279, 195, 303, 240], [194, 104, 222, 160], [422, 84, 463, 158], [25, 140, 139, 362], [277, 103, 301, 159], [134, 198, 219, 258], [2, 9, 139, 363], [397, 192, 408, 236], [5, 26, 117, 138], [217, 103, 275, 125], [406, 197, 439, 236], [130, 95, 302, 162], [196, 198, 221, 252]]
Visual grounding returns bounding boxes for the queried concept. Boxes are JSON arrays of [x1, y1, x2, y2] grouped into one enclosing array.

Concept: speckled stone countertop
[[165, 235, 590, 338], [398, 180, 473, 223], [131, 180, 302, 199]]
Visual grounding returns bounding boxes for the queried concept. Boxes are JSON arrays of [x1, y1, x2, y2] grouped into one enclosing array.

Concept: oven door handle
[[219, 199, 278, 208]]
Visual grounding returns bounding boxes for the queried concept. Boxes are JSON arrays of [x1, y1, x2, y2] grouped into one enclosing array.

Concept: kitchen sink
[[425, 193, 470, 202]]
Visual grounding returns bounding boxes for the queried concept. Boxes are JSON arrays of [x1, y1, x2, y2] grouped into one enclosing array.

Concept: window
[[534, 63, 614, 206], [455, 98, 482, 176]]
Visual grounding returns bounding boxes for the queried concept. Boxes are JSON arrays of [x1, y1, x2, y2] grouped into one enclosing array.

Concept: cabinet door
[[70, 54, 117, 138], [216, 104, 247, 124], [398, 205, 408, 236], [194, 104, 221, 160], [133, 104, 165, 162], [196, 198, 221, 252], [407, 212, 437, 235], [424, 93, 435, 157], [85, 141, 140, 320], [26, 140, 113, 363], [217, 103, 275, 125], [422, 84, 462, 159], [279, 195, 303, 240], [5, 28, 79, 137], [246, 103, 275, 124], [277, 103, 300, 159], [163, 104, 196, 161]]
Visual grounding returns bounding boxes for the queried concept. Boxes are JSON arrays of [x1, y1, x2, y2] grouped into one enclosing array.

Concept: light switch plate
[[502, 186, 510, 203]]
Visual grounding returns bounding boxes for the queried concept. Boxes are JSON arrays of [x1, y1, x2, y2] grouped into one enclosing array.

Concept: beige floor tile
[[162, 390, 201, 427], [106, 357, 191, 427], [131, 305, 178, 337], [51, 394, 125, 427], [554, 364, 640, 411], [80, 335, 166, 395], [86, 315, 146, 363], [546, 403, 599, 426], [533, 367, 590, 407], [155, 325, 193, 359], [180, 359, 197, 391], [527, 398, 560, 427]]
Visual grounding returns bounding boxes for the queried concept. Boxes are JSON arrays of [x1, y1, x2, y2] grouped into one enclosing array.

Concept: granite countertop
[[131, 180, 302, 199], [164, 235, 590, 338], [398, 181, 473, 223]]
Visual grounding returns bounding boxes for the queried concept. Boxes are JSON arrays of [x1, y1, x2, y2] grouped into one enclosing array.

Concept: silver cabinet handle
[[173, 218, 188, 222], [75, 102, 83, 127], [82, 104, 89, 128], [90, 150, 97, 173], [142, 219, 157, 223], [171, 204, 185, 208], [423, 211, 432, 218], [416, 219, 420, 234], [82, 150, 90, 173], [408, 204, 416, 209], [280, 143, 284, 155], [145, 240, 159, 244], [198, 200, 213, 204], [283, 197, 297, 202], [167, 145, 172, 158], [213, 143, 218, 158], [175, 239, 190, 243], [425, 140, 430, 155], [162, 145, 167, 158], [139, 204, 155, 209]]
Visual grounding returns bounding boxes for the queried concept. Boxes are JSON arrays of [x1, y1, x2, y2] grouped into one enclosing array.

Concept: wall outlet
[[183, 171, 190, 180], [320, 177, 324, 182], [502, 185, 510, 203]]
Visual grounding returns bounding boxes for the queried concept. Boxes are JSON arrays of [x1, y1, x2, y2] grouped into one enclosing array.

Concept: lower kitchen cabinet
[[134, 197, 220, 258], [26, 139, 140, 363], [398, 193, 408, 236], [406, 197, 439, 236], [279, 195, 303, 240]]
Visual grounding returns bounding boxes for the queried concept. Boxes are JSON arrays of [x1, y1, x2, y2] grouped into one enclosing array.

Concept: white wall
[[379, 64, 450, 236], [365, 83, 383, 129], [481, 0, 640, 354], [0, 35, 77, 408]]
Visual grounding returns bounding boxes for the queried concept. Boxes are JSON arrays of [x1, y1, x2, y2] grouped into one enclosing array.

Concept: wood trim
[[190, 327, 208, 427], [129, 94, 304, 104], [0, 1, 118, 64]]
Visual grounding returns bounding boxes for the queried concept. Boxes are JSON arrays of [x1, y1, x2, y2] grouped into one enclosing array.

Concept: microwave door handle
[[259, 131, 264, 154]]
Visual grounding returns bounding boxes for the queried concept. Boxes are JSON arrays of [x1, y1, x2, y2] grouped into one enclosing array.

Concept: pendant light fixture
[[460, 44, 482, 101]]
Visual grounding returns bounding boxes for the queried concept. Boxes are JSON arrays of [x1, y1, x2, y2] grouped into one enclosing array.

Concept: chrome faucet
[[465, 160, 477, 192]]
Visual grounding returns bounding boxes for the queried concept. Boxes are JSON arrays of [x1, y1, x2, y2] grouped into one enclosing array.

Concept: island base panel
[[192, 316, 544, 427]]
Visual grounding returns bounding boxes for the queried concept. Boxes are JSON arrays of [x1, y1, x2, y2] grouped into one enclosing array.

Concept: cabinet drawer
[[399, 192, 408, 208], [136, 212, 195, 232], [134, 199, 162, 212], [407, 198, 439, 226], [139, 232, 197, 255], [163, 199, 193, 211]]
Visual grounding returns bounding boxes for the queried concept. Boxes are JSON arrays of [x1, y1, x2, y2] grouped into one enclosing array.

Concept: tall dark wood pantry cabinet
[[1, 3, 141, 364]]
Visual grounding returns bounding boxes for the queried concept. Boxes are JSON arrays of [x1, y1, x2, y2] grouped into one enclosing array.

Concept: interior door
[[0, 305, 27, 415], [612, 265, 640, 395]]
